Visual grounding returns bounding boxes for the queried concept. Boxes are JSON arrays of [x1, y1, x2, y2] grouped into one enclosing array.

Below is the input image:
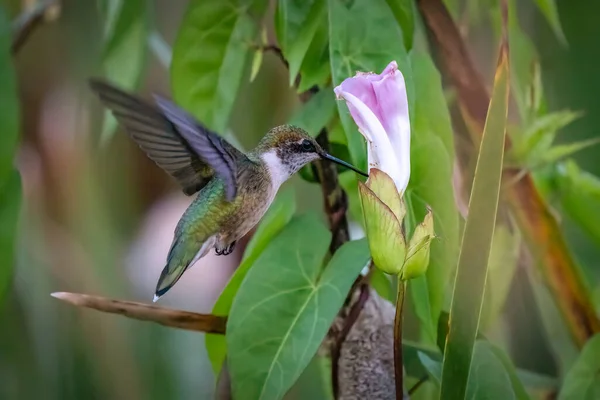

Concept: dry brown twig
[[51, 292, 227, 334]]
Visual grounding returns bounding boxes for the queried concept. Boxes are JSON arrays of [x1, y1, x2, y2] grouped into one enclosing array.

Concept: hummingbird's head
[[255, 125, 367, 189]]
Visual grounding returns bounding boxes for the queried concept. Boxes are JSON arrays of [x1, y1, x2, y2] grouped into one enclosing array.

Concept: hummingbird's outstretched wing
[[89, 79, 245, 200], [153, 95, 244, 202]]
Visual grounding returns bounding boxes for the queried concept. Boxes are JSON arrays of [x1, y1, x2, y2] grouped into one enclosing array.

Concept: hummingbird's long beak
[[320, 152, 369, 177]]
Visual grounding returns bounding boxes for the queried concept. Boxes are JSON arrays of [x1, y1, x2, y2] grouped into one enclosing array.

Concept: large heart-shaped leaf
[[406, 53, 458, 343], [206, 188, 296, 372], [171, 0, 267, 133], [227, 214, 370, 400]]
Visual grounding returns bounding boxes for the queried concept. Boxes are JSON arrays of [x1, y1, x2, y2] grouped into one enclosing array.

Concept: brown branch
[[11, 0, 61, 55], [252, 44, 288, 69], [51, 292, 227, 334], [416, 0, 600, 345], [314, 129, 351, 252]]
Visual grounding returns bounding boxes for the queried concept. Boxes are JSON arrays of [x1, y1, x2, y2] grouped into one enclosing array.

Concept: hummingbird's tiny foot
[[215, 241, 236, 256], [224, 241, 236, 255]]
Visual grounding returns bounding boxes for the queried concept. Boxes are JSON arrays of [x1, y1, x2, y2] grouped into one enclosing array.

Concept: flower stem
[[394, 278, 406, 400]]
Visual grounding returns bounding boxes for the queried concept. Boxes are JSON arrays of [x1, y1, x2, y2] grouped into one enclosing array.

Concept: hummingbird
[[89, 80, 367, 301]]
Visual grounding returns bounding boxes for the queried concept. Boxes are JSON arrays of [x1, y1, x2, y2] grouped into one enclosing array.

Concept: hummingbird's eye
[[301, 139, 315, 152]]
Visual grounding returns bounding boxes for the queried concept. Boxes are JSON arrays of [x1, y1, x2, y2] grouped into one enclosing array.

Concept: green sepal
[[402, 208, 434, 280], [358, 181, 406, 275], [366, 168, 406, 223]]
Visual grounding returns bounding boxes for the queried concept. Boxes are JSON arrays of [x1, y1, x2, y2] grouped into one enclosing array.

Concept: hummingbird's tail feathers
[[88, 79, 213, 196], [153, 235, 216, 301]]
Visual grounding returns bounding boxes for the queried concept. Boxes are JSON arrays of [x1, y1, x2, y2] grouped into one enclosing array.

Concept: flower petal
[[334, 90, 400, 182], [371, 64, 411, 194]]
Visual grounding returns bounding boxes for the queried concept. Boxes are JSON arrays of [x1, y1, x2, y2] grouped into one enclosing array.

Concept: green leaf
[[532, 0, 567, 45], [0, 171, 21, 300], [384, 0, 415, 51], [418, 351, 442, 385], [171, 0, 266, 133], [539, 138, 600, 166], [249, 46, 263, 82], [370, 269, 395, 303], [227, 215, 370, 400], [358, 182, 406, 275], [488, 343, 531, 400], [0, 7, 19, 183], [275, 0, 326, 86], [419, 340, 555, 397], [286, 355, 333, 400], [329, 0, 412, 172], [421, 342, 520, 400], [480, 224, 521, 330], [408, 53, 458, 342], [206, 188, 296, 372], [507, 0, 537, 122], [288, 89, 336, 137], [513, 110, 582, 162], [410, 275, 436, 343], [403, 340, 441, 378], [466, 342, 517, 400], [338, 170, 363, 224], [99, 0, 149, 145], [554, 160, 600, 248], [410, 53, 454, 157], [296, 18, 330, 92], [559, 334, 600, 400], [440, 48, 508, 400]]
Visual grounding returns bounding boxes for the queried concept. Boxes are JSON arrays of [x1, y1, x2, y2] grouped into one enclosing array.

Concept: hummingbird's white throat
[[261, 150, 292, 191]]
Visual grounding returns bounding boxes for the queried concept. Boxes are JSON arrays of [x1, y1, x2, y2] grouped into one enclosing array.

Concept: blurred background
[[1, 0, 599, 399]]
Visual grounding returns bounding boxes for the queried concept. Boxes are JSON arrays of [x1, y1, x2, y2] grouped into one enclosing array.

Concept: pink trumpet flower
[[334, 61, 411, 195]]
